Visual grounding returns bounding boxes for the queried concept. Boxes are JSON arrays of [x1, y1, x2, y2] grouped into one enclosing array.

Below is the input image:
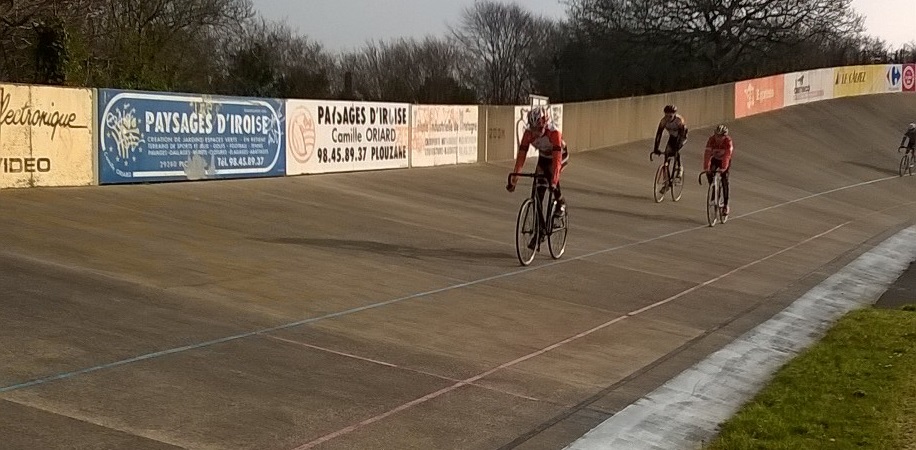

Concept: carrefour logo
[[888, 66, 902, 87]]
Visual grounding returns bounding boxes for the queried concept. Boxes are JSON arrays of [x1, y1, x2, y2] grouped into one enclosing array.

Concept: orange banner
[[735, 75, 786, 119]]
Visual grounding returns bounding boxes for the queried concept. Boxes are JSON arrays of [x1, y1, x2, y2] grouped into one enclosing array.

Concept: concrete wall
[[553, 83, 734, 158], [481, 105, 517, 162]]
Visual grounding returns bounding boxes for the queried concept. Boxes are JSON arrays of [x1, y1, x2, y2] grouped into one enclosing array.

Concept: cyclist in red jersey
[[506, 106, 569, 216], [704, 124, 734, 217]]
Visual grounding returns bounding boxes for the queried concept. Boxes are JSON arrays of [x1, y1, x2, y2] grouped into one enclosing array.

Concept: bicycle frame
[[899, 146, 913, 177]]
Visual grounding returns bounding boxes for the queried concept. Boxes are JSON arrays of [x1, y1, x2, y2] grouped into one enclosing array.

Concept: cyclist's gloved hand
[[506, 182, 516, 193]]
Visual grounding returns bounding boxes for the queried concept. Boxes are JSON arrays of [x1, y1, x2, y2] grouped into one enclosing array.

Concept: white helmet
[[908, 123, 916, 131], [526, 107, 548, 130]]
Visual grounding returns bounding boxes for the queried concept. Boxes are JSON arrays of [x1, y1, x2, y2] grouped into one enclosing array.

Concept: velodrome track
[[2, 94, 915, 449]]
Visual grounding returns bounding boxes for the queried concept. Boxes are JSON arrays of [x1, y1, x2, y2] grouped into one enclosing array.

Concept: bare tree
[[451, 0, 548, 104], [340, 36, 475, 103], [568, 0, 866, 83], [220, 18, 334, 99]]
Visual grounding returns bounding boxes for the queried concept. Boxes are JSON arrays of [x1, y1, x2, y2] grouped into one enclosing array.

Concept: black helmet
[[715, 124, 728, 135], [664, 104, 677, 114]]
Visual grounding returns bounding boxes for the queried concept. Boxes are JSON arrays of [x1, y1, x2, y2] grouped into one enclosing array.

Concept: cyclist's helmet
[[527, 107, 548, 130], [664, 104, 677, 114], [908, 123, 916, 131], [715, 124, 729, 135]]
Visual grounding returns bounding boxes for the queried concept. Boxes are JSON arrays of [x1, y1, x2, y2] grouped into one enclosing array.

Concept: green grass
[[706, 305, 916, 450]]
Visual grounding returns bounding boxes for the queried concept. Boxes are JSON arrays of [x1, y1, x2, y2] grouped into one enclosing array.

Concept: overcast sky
[[250, 0, 915, 53]]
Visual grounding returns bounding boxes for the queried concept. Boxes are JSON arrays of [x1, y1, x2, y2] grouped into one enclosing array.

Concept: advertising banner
[[734, 74, 785, 118], [0, 84, 93, 188], [410, 105, 479, 167], [833, 65, 872, 98], [784, 68, 834, 106], [514, 104, 564, 158], [904, 64, 916, 92], [97, 90, 285, 184], [286, 100, 410, 175]]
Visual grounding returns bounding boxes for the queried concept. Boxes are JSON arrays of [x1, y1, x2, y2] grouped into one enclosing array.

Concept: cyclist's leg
[[553, 148, 569, 213], [659, 140, 676, 194], [668, 136, 684, 179], [720, 165, 730, 214], [535, 155, 553, 234]]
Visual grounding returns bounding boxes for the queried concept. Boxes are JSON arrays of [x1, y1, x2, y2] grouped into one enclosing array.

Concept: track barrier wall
[[0, 64, 909, 189]]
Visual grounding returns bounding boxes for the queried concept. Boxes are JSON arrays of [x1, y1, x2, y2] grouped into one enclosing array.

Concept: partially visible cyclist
[[506, 106, 569, 217], [900, 123, 916, 156], [653, 104, 689, 191], [704, 124, 734, 217]]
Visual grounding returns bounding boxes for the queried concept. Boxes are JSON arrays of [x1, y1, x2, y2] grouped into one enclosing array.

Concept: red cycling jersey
[[516, 125, 565, 185], [704, 135, 733, 171]]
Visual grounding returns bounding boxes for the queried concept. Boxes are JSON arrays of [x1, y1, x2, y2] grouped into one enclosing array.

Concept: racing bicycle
[[507, 172, 568, 266]]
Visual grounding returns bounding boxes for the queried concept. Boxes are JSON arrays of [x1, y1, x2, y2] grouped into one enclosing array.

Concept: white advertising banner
[[514, 104, 564, 158], [783, 68, 835, 106], [410, 105, 479, 167], [286, 99, 410, 175], [0, 84, 93, 188]]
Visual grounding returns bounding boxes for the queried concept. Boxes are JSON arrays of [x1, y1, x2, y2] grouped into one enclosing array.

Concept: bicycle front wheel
[[900, 154, 910, 177], [670, 161, 684, 202], [547, 203, 568, 260], [653, 164, 668, 203], [515, 198, 538, 266], [706, 182, 718, 227]]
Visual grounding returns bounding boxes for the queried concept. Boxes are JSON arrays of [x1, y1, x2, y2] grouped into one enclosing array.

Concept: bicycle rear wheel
[[547, 202, 568, 259], [515, 198, 538, 266], [653, 164, 668, 203], [706, 181, 718, 227]]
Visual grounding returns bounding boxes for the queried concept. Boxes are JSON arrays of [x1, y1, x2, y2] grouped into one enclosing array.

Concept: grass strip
[[706, 305, 916, 450]]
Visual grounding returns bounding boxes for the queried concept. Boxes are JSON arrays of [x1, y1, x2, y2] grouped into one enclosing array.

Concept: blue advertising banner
[[98, 89, 285, 184]]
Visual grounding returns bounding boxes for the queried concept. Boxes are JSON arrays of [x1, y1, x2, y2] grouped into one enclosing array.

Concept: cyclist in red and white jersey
[[653, 104, 689, 181], [506, 107, 569, 216]]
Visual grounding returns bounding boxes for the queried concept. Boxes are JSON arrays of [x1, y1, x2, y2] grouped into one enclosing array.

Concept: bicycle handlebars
[[507, 172, 550, 184], [697, 170, 724, 185]]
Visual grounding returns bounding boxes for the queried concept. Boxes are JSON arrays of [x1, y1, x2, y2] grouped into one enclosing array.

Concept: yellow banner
[[833, 65, 874, 98]]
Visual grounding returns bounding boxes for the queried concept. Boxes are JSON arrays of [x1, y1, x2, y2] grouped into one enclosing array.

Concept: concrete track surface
[[2, 94, 915, 450]]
